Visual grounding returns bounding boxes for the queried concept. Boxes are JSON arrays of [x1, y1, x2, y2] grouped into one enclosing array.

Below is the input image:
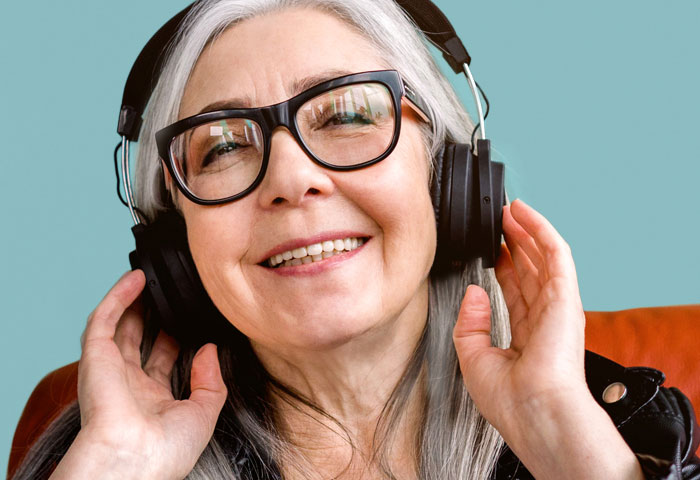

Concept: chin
[[276, 305, 383, 352]]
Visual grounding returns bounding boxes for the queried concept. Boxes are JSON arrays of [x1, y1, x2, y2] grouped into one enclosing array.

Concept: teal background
[[1, 0, 698, 474]]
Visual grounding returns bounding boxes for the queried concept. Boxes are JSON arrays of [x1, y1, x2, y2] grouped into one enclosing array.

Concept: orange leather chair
[[8, 305, 700, 478]]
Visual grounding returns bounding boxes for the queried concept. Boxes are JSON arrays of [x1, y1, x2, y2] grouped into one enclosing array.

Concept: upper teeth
[[267, 237, 365, 267]]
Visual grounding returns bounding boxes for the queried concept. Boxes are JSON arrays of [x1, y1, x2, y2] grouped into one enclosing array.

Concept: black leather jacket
[[492, 351, 700, 479]]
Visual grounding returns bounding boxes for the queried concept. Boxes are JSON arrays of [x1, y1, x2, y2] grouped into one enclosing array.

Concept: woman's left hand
[[454, 198, 588, 422], [453, 198, 643, 479]]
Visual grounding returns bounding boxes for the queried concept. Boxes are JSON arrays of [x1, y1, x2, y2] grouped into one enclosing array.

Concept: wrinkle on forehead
[[190, 68, 360, 115], [179, 5, 390, 119]]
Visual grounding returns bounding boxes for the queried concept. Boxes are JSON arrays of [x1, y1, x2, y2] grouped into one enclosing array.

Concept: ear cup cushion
[[434, 143, 454, 265], [435, 142, 479, 266], [430, 143, 445, 226], [448, 143, 475, 254]]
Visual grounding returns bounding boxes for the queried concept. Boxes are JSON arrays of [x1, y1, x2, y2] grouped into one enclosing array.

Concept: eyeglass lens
[[168, 82, 396, 201]]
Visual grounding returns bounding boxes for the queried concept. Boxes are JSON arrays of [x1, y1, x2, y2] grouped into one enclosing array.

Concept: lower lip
[[262, 240, 369, 277]]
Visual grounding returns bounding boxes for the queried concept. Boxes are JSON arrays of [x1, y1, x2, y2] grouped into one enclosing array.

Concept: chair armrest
[[585, 304, 700, 416], [8, 362, 78, 479]]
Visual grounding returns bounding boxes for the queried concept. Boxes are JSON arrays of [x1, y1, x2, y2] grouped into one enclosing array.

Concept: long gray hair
[[13, 0, 511, 478]]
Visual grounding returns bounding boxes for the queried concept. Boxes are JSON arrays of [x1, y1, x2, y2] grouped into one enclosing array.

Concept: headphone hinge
[[117, 105, 143, 142], [443, 36, 472, 74]]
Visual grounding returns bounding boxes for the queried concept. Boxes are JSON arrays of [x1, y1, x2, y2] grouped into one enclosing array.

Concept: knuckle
[[90, 308, 111, 325], [545, 239, 570, 261], [561, 240, 572, 254]]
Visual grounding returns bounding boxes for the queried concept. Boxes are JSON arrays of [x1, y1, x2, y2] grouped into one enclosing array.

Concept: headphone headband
[[116, 0, 472, 142]]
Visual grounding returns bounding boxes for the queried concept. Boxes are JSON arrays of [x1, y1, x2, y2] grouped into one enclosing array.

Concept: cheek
[[181, 202, 256, 297], [347, 129, 437, 269]]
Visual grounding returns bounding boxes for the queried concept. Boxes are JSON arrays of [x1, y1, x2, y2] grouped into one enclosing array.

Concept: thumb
[[188, 343, 227, 431], [453, 285, 493, 366]]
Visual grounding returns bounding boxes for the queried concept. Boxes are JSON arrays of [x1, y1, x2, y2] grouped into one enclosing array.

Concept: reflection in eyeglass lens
[[171, 118, 265, 201], [297, 83, 395, 167]]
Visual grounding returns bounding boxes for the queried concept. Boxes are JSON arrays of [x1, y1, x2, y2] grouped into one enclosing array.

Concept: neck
[[250, 279, 429, 477]]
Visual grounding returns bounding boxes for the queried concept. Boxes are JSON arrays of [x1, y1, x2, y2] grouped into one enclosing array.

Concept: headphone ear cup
[[129, 210, 233, 347], [434, 140, 505, 269]]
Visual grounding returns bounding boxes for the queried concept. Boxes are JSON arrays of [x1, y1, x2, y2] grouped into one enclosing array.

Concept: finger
[[509, 199, 576, 282], [453, 285, 493, 370], [494, 244, 530, 351], [502, 205, 547, 286], [113, 302, 145, 367], [187, 344, 227, 432], [83, 270, 146, 345], [143, 330, 180, 389], [503, 229, 541, 308]]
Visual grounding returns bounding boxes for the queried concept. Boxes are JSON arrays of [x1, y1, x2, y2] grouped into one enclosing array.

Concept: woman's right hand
[[51, 270, 227, 480]]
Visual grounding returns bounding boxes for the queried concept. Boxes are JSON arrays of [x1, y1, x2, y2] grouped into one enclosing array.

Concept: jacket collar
[[584, 350, 663, 428], [493, 350, 664, 479]]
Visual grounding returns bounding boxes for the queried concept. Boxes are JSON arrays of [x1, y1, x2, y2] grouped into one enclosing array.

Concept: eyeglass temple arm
[[401, 80, 431, 124]]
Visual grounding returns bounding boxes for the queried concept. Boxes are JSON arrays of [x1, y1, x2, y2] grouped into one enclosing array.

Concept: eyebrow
[[195, 68, 355, 115]]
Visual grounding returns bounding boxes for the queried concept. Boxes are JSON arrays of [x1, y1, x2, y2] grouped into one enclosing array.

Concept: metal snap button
[[602, 382, 627, 403]]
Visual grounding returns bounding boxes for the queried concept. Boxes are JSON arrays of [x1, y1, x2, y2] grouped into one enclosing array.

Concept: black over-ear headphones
[[116, 0, 506, 347]]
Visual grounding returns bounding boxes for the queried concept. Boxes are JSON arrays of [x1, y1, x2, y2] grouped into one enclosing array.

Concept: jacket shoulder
[[585, 351, 700, 478], [8, 362, 79, 479], [493, 351, 700, 479]]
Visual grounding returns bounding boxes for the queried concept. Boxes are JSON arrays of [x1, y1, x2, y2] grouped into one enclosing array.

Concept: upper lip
[[258, 230, 370, 264]]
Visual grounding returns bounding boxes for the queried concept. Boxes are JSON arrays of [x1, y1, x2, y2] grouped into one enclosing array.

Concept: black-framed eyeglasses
[[155, 69, 430, 205]]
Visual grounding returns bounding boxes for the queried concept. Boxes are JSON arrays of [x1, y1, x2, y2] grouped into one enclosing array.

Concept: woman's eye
[[201, 142, 243, 167], [215, 143, 238, 156], [323, 113, 374, 127]]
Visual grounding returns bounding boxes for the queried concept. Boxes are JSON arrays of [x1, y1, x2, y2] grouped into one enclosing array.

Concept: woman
[[12, 0, 699, 478]]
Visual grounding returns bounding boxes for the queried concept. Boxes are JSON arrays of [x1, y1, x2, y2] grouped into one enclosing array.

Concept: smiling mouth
[[260, 236, 369, 268]]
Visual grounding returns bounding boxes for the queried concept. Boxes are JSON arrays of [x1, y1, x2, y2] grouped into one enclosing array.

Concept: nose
[[256, 126, 335, 208]]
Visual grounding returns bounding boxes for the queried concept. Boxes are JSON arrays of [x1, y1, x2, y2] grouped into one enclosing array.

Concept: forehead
[[180, 6, 389, 119]]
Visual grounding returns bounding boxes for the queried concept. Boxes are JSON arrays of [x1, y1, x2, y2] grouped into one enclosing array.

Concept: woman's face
[[176, 7, 437, 352]]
